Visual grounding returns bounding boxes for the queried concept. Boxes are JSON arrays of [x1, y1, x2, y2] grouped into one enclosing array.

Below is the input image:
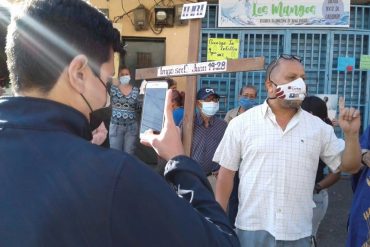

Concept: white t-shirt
[[213, 101, 344, 241]]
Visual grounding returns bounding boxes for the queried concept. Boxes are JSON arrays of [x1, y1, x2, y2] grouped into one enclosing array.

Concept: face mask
[[119, 75, 130, 85], [200, 101, 219, 117], [274, 78, 306, 101], [89, 109, 108, 131], [239, 98, 258, 110], [80, 75, 111, 131]]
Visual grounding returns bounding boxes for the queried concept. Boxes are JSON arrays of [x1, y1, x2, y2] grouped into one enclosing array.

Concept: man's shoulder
[[226, 107, 239, 115], [300, 109, 330, 127], [213, 117, 228, 128], [214, 116, 227, 124], [233, 104, 262, 121]]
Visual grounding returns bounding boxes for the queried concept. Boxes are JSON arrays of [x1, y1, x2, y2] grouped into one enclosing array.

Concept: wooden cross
[[135, 19, 265, 156]]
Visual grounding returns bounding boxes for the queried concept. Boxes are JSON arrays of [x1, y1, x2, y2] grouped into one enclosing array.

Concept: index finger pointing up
[[339, 96, 345, 112]]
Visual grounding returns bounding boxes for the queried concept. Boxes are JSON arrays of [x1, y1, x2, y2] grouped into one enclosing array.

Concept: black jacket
[[0, 96, 239, 247]]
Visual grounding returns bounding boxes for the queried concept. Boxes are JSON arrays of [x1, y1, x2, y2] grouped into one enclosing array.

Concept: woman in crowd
[[109, 66, 140, 155], [301, 96, 341, 245], [171, 89, 185, 126]]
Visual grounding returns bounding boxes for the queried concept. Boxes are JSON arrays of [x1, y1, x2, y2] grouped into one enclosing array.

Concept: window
[[121, 37, 165, 87]]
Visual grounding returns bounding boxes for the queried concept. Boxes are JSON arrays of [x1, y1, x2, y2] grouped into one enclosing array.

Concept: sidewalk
[[316, 177, 353, 247]]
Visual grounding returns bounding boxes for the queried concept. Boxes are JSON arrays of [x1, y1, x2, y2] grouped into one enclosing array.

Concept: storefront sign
[[219, 0, 350, 27]]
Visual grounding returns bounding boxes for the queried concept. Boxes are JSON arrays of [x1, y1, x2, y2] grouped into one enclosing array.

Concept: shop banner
[[219, 0, 350, 27]]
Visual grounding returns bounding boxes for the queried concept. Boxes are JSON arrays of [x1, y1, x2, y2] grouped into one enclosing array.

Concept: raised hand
[[338, 96, 361, 135], [140, 89, 185, 161]]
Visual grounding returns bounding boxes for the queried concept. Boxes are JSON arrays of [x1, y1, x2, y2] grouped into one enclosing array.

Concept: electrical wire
[[121, 0, 135, 25], [148, 7, 163, 35], [113, 0, 193, 35]]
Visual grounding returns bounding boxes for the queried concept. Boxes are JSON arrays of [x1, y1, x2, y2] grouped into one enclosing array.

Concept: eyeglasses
[[278, 54, 302, 62], [268, 54, 302, 83]]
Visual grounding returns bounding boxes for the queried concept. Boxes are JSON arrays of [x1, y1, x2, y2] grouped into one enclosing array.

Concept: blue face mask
[[239, 98, 257, 110], [119, 75, 130, 85]]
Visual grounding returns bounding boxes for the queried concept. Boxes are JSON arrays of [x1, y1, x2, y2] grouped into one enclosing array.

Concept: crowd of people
[[0, 0, 369, 246]]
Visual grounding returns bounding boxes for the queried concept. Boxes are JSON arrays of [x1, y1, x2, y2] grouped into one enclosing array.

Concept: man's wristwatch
[[314, 183, 322, 194]]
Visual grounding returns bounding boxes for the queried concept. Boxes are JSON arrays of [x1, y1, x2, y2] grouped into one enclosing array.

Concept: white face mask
[[275, 77, 306, 101], [119, 75, 130, 85], [200, 101, 219, 117]]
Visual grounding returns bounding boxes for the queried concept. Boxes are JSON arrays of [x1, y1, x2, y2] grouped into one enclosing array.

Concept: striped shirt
[[190, 112, 227, 175]]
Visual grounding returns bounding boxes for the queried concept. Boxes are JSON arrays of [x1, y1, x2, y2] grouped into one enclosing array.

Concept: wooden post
[[183, 19, 201, 156]]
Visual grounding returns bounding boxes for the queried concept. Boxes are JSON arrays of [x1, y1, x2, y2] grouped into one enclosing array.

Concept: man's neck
[[16, 81, 89, 120], [238, 107, 246, 114], [267, 99, 298, 130], [199, 112, 211, 128]]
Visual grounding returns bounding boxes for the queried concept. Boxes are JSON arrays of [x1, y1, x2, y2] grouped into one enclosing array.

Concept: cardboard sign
[[207, 38, 239, 61], [181, 2, 207, 20]]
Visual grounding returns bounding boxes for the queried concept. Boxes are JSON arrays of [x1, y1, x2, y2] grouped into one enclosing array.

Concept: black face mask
[[88, 106, 112, 131], [80, 76, 111, 131]]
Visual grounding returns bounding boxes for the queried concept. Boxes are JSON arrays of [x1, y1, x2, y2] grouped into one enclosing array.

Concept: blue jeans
[[312, 189, 329, 237], [109, 122, 138, 155], [236, 229, 312, 247]]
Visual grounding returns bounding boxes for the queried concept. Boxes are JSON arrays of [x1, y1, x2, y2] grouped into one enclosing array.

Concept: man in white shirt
[[213, 54, 362, 247]]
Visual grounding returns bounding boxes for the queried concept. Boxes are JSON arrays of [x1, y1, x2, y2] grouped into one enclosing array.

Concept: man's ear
[[68, 55, 89, 94], [265, 80, 274, 95]]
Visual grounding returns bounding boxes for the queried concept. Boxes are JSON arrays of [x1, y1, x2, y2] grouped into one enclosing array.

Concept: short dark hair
[[301, 96, 332, 125], [6, 0, 124, 93], [239, 84, 257, 96], [119, 66, 130, 73], [166, 78, 176, 88], [265, 58, 279, 82], [171, 89, 185, 107]]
